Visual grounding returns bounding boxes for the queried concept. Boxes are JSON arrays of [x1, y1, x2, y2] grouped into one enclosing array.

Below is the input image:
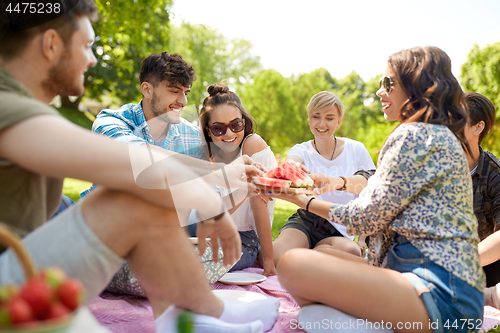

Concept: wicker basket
[[0, 223, 75, 333]]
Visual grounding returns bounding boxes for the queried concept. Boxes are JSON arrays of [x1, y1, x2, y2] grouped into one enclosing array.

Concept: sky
[[170, 0, 500, 81]]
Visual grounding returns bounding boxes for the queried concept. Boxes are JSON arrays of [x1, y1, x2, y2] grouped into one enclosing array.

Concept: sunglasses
[[208, 119, 245, 137], [379, 76, 394, 94]]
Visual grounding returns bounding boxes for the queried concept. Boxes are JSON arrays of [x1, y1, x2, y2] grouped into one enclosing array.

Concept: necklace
[[313, 136, 337, 161]]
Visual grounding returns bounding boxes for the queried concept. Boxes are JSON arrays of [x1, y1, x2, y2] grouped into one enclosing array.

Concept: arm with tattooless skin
[[266, 47, 484, 331]]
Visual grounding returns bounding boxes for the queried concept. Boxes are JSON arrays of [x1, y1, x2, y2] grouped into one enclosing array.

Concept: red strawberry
[[44, 302, 71, 320], [18, 277, 52, 319], [41, 267, 67, 291], [56, 279, 84, 311], [0, 297, 35, 325]]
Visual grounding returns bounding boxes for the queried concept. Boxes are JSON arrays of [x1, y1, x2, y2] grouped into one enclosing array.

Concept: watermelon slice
[[263, 161, 314, 188], [253, 177, 291, 188]]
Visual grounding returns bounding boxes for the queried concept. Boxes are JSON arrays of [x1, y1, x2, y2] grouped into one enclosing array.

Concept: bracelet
[[306, 197, 316, 212], [338, 176, 347, 191]]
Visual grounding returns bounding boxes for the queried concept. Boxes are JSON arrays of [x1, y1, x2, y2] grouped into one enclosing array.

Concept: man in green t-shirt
[[0, 1, 278, 332]]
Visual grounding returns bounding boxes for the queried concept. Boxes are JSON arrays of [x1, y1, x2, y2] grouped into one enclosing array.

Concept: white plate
[[189, 237, 211, 245], [213, 290, 267, 303], [217, 272, 267, 285]]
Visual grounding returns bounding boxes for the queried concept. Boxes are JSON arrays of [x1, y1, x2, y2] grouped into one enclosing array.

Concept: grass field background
[[63, 178, 297, 240]]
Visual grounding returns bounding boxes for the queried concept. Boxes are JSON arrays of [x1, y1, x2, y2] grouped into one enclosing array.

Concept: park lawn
[[63, 178, 296, 240]]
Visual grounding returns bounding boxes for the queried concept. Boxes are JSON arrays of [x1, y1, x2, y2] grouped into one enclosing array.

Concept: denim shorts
[[280, 209, 343, 248], [388, 234, 484, 333], [186, 223, 259, 272]]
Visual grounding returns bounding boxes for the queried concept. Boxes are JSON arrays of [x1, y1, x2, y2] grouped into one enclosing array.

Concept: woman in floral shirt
[[272, 46, 485, 333]]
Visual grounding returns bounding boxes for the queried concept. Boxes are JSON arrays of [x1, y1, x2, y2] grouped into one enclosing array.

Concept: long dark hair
[[388, 46, 470, 154], [199, 83, 256, 160]]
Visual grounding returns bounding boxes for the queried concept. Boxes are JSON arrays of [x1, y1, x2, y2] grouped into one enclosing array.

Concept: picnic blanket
[[88, 267, 500, 333], [89, 267, 302, 333]]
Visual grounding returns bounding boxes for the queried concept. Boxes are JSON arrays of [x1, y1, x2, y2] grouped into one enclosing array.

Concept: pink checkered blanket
[[88, 267, 302, 333], [88, 268, 500, 333]]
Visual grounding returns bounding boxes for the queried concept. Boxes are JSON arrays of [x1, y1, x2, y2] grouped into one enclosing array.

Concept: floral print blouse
[[329, 122, 485, 291]]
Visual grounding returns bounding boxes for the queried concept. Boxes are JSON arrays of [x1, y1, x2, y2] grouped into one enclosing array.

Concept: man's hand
[[196, 213, 242, 267]]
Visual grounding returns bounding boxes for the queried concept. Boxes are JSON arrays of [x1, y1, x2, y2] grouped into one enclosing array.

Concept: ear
[[474, 121, 485, 136], [141, 82, 153, 99], [41, 29, 64, 62]]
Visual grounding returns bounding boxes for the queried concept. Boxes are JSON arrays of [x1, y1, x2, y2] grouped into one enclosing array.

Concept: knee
[[276, 248, 309, 286], [343, 242, 362, 257]]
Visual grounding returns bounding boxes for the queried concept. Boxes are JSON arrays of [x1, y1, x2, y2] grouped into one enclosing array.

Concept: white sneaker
[[297, 304, 394, 333]]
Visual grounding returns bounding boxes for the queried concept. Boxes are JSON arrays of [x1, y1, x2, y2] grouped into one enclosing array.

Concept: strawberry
[[18, 277, 52, 319], [41, 267, 67, 291], [56, 279, 84, 311], [0, 297, 35, 325], [44, 302, 71, 320]]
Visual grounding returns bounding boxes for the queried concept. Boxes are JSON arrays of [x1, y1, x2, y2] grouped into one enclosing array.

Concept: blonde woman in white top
[[273, 91, 375, 265]]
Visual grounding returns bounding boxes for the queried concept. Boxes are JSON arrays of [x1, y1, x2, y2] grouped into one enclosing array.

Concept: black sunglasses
[[379, 76, 394, 94], [208, 119, 245, 137]]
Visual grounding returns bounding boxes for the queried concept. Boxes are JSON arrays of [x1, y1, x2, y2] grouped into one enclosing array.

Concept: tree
[[168, 22, 262, 122], [61, 0, 172, 111], [238, 69, 292, 152], [461, 42, 500, 155]]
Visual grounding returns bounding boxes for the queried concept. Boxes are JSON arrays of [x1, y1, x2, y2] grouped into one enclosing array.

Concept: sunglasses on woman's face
[[379, 76, 394, 94], [208, 119, 245, 137]]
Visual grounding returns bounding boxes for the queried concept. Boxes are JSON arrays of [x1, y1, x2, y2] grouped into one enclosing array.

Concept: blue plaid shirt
[[81, 101, 203, 197]]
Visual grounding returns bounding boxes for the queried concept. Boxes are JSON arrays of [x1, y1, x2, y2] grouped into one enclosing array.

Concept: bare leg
[[315, 236, 362, 257], [81, 187, 223, 318], [277, 248, 431, 332], [272, 228, 309, 266]]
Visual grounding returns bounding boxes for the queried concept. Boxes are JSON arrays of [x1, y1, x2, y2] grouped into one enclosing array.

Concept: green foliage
[[56, 107, 94, 130], [461, 42, 500, 156], [238, 69, 294, 151], [168, 22, 262, 121], [83, 0, 173, 108]]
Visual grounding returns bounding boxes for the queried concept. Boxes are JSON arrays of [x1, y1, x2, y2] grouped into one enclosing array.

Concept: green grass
[[63, 178, 296, 240], [272, 199, 298, 239]]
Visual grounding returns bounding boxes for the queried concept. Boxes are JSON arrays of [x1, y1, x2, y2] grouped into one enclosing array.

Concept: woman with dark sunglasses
[[267, 46, 484, 333], [198, 83, 278, 276]]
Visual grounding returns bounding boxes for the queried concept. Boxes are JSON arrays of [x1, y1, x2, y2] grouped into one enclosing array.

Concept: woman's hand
[[261, 257, 277, 277], [196, 213, 242, 267], [310, 173, 344, 195]]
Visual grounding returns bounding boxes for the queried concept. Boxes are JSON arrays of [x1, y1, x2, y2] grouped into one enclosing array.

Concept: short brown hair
[[139, 52, 196, 88], [465, 92, 496, 145], [0, 0, 98, 61]]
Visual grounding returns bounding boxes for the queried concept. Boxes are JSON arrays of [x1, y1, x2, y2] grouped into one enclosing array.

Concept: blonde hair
[[307, 91, 344, 118]]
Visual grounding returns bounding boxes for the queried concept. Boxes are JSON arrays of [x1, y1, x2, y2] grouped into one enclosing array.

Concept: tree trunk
[[60, 95, 83, 110]]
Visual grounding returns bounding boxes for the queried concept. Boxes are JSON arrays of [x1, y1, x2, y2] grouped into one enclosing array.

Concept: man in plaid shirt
[[81, 52, 203, 198], [92, 51, 202, 157]]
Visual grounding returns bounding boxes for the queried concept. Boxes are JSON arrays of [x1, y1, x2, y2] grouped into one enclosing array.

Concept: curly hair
[[388, 46, 470, 154], [0, 0, 98, 61], [199, 83, 256, 159], [139, 52, 196, 88]]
